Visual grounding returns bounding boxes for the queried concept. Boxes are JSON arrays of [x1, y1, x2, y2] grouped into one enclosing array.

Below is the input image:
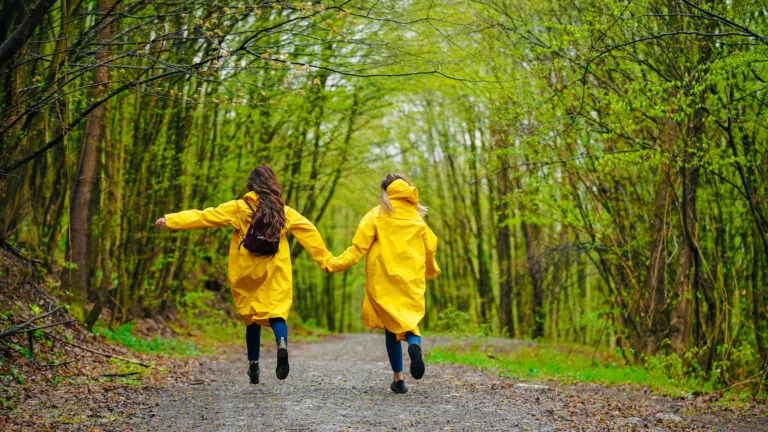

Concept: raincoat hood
[[386, 179, 419, 205], [325, 187, 441, 339]]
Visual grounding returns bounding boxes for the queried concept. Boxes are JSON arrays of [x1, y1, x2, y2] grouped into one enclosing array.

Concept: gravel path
[[129, 334, 766, 431]]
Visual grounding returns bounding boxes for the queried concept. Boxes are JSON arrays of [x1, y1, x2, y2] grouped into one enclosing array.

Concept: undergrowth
[[93, 322, 201, 356], [428, 338, 767, 408], [93, 290, 328, 356]]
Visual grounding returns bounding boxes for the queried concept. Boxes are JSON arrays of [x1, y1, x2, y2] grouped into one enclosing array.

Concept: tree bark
[[644, 108, 675, 354], [67, 0, 113, 310], [523, 220, 544, 338], [644, 170, 671, 353], [669, 149, 700, 355], [467, 115, 493, 322], [493, 127, 515, 337], [496, 179, 514, 337], [0, 0, 57, 69]]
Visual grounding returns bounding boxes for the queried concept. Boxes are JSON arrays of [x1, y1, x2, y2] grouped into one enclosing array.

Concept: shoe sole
[[276, 348, 290, 380], [408, 344, 425, 380]]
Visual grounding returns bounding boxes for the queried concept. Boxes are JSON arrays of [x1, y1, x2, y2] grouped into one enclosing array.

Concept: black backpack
[[240, 200, 280, 255]]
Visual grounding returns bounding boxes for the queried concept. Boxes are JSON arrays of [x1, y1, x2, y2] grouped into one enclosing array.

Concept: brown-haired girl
[[156, 165, 331, 384], [323, 174, 440, 393]]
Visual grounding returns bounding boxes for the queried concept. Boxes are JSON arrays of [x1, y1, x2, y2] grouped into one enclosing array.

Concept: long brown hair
[[247, 165, 286, 241], [380, 173, 427, 216]]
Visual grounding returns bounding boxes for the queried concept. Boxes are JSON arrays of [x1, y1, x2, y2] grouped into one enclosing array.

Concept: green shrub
[[93, 322, 200, 356], [177, 291, 240, 343], [430, 308, 473, 335]]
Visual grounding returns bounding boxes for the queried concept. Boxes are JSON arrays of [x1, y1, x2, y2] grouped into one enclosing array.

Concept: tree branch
[[0, 305, 64, 340], [679, 0, 768, 46], [0, 0, 57, 69]]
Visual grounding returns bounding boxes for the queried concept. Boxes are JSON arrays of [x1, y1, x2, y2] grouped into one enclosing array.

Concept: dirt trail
[[129, 334, 765, 431]]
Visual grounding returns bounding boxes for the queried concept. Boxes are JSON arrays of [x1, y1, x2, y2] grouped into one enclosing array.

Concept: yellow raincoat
[[325, 180, 440, 339], [165, 192, 332, 326]]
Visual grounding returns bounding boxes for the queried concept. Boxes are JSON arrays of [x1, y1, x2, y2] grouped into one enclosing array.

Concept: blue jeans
[[245, 318, 288, 361], [385, 330, 422, 373]]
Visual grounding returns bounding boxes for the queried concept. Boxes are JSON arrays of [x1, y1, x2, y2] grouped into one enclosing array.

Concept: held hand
[[156, 217, 167, 229], [318, 260, 331, 273]]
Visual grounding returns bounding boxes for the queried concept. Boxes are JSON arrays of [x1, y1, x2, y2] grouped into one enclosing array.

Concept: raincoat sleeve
[[285, 206, 333, 265], [425, 226, 441, 280], [325, 210, 376, 273], [165, 200, 240, 230]]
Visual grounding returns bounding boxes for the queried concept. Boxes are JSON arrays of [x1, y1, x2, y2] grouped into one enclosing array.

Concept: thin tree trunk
[[669, 149, 700, 355], [496, 175, 514, 337], [339, 270, 348, 332], [467, 115, 492, 322], [325, 273, 335, 331], [67, 0, 113, 311], [523, 221, 544, 338]]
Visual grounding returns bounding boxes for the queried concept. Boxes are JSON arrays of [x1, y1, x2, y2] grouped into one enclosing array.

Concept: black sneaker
[[390, 379, 409, 394], [248, 361, 260, 384], [408, 344, 425, 379], [276, 337, 290, 380]]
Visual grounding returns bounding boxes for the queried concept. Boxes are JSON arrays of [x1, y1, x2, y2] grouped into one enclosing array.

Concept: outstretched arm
[[162, 200, 240, 230], [285, 207, 333, 265], [326, 210, 376, 273]]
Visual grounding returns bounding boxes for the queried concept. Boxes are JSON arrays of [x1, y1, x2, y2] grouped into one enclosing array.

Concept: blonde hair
[[379, 174, 428, 216]]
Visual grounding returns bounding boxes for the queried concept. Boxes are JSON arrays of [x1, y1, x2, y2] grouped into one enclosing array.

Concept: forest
[[1, 0, 766, 394]]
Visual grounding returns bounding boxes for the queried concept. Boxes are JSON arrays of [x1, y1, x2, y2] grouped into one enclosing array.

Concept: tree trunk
[[339, 270, 348, 332], [467, 115, 493, 322], [550, 227, 567, 341], [669, 152, 699, 355], [496, 176, 514, 337], [644, 169, 671, 353], [523, 221, 544, 338], [0, 0, 57, 68], [67, 0, 113, 311]]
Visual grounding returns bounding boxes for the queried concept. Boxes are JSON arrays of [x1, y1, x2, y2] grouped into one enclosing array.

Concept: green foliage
[[430, 341, 716, 398], [429, 308, 493, 336], [176, 291, 240, 344], [9, 343, 33, 359], [1, 0, 767, 396], [430, 309, 471, 334], [0, 389, 20, 414], [93, 322, 200, 356], [289, 315, 331, 342], [1, 367, 26, 385], [28, 304, 43, 316]]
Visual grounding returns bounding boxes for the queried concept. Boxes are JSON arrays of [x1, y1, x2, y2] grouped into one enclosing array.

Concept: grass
[[289, 317, 330, 342], [93, 291, 329, 358], [428, 338, 766, 406], [93, 321, 201, 356], [429, 343, 684, 393]]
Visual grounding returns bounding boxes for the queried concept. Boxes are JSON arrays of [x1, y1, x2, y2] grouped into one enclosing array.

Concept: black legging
[[246, 317, 288, 361]]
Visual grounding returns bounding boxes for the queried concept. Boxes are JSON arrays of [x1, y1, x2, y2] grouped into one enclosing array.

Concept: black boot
[[408, 344, 425, 379], [390, 379, 409, 394], [276, 337, 290, 380], [248, 361, 260, 384]]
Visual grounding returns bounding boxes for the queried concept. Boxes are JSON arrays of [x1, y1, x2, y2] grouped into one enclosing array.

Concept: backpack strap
[[239, 199, 257, 251], [243, 198, 256, 217]]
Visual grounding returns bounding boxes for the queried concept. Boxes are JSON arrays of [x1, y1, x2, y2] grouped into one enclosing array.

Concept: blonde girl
[[324, 174, 440, 393]]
